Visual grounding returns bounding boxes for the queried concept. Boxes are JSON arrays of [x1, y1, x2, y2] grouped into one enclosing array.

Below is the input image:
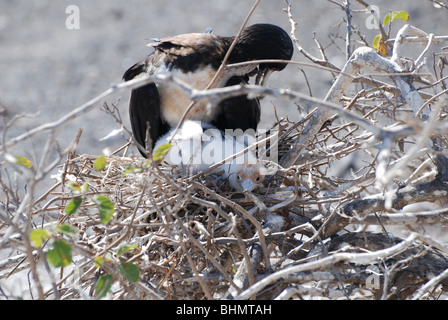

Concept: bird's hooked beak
[[255, 67, 274, 87]]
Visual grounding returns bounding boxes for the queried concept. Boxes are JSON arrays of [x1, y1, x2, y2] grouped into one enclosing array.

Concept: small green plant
[[30, 224, 75, 268], [4, 153, 33, 169], [372, 10, 409, 55], [93, 154, 107, 171], [152, 143, 172, 165], [28, 155, 141, 299]]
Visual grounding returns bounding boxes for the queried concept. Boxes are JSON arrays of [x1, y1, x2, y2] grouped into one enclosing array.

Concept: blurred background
[[0, 0, 446, 163]]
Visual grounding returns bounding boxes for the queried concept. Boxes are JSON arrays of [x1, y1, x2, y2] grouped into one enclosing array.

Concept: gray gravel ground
[[1, 0, 446, 158]]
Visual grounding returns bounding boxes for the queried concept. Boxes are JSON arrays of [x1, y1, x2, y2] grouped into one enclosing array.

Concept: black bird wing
[[123, 34, 228, 158], [123, 57, 170, 157], [212, 76, 260, 133], [149, 33, 227, 72]]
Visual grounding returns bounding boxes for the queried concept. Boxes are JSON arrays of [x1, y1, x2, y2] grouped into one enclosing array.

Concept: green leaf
[[66, 181, 89, 194], [65, 196, 83, 216], [81, 182, 89, 193], [19, 156, 32, 168], [15, 155, 33, 168], [152, 143, 172, 164], [47, 240, 72, 268], [92, 195, 115, 225], [122, 166, 134, 175], [372, 34, 388, 55], [394, 11, 409, 22], [30, 229, 51, 248], [55, 224, 77, 237], [383, 10, 409, 25], [116, 244, 139, 257], [122, 166, 144, 176], [118, 262, 140, 283], [94, 155, 107, 171], [94, 256, 105, 268], [95, 274, 114, 299], [5, 154, 32, 169], [93, 252, 115, 269], [66, 181, 81, 192], [372, 34, 381, 50], [104, 252, 113, 261]]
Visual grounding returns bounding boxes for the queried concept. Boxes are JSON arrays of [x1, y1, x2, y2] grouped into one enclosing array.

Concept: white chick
[[153, 120, 264, 191]]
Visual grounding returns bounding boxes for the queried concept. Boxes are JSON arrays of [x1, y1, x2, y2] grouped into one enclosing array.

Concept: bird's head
[[229, 163, 265, 192], [228, 23, 294, 85]]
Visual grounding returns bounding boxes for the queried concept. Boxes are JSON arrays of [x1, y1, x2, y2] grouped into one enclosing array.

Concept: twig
[[360, 207, 448, 226], [235, 233, 419, 300]]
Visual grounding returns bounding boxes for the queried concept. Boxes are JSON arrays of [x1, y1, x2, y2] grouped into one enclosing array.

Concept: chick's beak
[[240, 179, 257, 192]]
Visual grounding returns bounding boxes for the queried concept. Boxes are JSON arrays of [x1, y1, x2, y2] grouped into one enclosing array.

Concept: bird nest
[[47, 118, 319, 299], [40, 114, 448, 300]]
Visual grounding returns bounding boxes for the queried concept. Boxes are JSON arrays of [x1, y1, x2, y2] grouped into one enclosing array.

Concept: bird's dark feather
[[123, 23, 293, 158], [212, 76, 260, 133]]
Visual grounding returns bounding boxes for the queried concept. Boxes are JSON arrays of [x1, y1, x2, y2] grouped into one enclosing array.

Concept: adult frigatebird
[[123, 23, 293, 157]]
